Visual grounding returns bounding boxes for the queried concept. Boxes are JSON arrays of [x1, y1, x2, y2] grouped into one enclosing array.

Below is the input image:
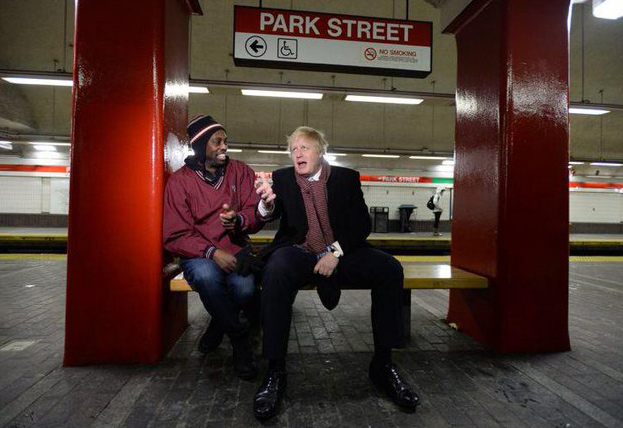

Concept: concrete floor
[[1, 255, 622, 427]]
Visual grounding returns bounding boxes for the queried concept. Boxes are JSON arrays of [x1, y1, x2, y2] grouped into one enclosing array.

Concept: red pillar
[[64, 0, 201, 365], [447, 0, 571, 352]]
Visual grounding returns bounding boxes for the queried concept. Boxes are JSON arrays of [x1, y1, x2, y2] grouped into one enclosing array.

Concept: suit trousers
[[261, 245, 406, 359]]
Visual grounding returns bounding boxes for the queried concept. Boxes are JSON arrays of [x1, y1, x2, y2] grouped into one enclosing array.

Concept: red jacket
[[163, 160, 263, 258]]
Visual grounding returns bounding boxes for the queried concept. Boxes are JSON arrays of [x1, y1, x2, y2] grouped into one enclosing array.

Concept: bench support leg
[[402, 289, 412, 342]]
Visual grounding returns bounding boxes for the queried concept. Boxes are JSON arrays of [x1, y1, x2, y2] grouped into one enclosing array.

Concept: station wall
[[1, 172, 622, 230]]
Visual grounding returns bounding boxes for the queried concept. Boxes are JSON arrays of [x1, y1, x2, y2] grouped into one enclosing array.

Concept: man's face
[[290, 135, 323, 177], [204, 130, 228, 170]]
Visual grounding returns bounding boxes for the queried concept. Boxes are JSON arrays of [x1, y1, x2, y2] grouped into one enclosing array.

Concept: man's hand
[[213, 249, 237, 273], [255, 172, 276, 211], [313, 253, 339, 277], [219, 203, 238, 231]]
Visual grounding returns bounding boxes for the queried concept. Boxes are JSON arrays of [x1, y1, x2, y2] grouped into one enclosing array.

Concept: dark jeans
[[261, 245, 405, 359], [433, 211, 442, 229], [180, 257, 255, 340]]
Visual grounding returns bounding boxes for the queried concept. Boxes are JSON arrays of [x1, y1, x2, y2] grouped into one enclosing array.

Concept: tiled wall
[[0, 177, 43, 213], [1, 175, 623, 229], [362, 184, 451, 221]]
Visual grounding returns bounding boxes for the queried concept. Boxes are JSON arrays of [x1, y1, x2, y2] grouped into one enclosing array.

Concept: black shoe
[[232, 340, 258, 381], [369, 360, 419, 412], [253, 370, 287, 421], [198, 319, 224, 354], [317, 281, 341, 310]]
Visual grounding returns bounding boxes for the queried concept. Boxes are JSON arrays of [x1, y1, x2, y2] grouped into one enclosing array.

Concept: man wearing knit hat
[[163, 115, 269, 380]]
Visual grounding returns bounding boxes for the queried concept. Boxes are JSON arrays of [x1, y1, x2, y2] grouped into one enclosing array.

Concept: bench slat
[[169, 262, 488, 292], [400, 262, 488, 289]]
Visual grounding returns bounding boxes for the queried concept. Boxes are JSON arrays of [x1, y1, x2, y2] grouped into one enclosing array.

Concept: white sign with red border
[[233, 6, 432, 78]]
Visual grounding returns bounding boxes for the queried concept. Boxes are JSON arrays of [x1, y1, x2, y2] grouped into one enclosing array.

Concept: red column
[[64, 0, 200, 365], [447, 0, 571, 352]]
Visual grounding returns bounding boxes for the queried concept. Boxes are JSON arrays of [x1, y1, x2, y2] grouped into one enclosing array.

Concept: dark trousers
[[433, 211, 442, 229], [261, 245, 406, 359]]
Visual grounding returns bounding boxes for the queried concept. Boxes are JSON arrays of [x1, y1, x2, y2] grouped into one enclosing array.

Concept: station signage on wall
[[233, 6, 432, 78]]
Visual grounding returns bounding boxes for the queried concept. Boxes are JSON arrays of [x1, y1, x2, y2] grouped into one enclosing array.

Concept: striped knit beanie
[[187, 115, 225, 165]]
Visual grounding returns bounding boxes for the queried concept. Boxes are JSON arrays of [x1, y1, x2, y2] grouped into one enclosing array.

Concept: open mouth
[[216, 153, 227, 161], [297, 161, 307, 168]]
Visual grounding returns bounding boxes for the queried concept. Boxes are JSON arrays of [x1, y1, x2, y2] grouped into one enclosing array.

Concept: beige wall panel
[[0, 0, 68, 71]]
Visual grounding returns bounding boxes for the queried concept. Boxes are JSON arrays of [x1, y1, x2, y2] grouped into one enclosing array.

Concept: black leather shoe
[[253, 370, 287, 421], [198, 319, 224, 353], [317, 281, 341, 310], [369, 360, 420, 412], [232, 340, 258, 381]]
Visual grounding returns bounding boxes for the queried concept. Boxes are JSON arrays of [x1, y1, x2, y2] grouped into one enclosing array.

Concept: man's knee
[[263, 248, 298, 281], [231, 274, 256, 304], [262, 248, 303, 297], [387, 254, 404, 280], [371, 250, 404, 285], [182, 258, 224, 293]]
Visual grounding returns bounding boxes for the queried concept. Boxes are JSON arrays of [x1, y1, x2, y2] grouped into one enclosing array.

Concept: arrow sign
[[245, 36, 267, 57], [250, 40, 264, 53]]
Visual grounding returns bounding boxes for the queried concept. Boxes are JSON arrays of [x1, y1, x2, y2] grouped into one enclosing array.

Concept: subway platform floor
[[1, 256, 623, 428]]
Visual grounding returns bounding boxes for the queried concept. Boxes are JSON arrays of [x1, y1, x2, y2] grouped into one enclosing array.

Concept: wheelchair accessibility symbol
[[277, 38, 298, 59]]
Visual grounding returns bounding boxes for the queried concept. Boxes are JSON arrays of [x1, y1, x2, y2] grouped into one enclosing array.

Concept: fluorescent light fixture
[[593, 0, 623, 19], [569, 107, 610, 115], [31, 152, 64, 159], [569, 161, 585, 165], [590, 162, 623, 166], [586, 174, 611, 178], [0, 140, 12, 150], [28, 141, 71, 146], [241, 89, 323, 100], [408, 155, 449, 160], [345, 95, 423, 105], [227, 148, 242, 153], [258, 150, 290, 154], [326, 152, 347, 157], [33, 145, 57, 152], [442, 160, 455, 166], [324, 155, 337, 162], [361, 154, 400, 158], [2, 77, 73, 87], [188, 86, 209, 94]]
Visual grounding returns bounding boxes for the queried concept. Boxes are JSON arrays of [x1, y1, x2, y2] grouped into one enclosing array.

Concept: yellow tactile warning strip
[[0, 254, 67, 260], [569, 256, 623, 262], [0, 233, 67, 241]]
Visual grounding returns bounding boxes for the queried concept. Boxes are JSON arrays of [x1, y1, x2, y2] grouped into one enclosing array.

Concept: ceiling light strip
[[2, 77, 73, 87], [241, 89, 323, 99], [345, 95, 423, 105]]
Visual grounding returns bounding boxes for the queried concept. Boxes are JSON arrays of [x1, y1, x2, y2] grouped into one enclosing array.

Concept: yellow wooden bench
[[170, 260, 488, 291], [166, 257, 488, 340]]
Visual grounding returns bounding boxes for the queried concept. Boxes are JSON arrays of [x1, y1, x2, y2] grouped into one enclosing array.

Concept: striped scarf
[[295, 162, 334, 254]]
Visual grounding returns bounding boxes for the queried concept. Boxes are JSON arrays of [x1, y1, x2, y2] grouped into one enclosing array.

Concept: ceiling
[[0, 0, 622, 173]]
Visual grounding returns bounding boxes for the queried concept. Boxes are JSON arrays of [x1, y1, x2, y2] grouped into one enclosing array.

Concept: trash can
[[369, 206, 389, 233], [398, 204, 417, 233]]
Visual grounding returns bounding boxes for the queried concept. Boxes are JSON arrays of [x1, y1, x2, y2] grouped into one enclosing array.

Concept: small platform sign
[[233, 6, 432, 78]]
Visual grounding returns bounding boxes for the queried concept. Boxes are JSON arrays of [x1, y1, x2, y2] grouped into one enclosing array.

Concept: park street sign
[[233, 6, 432, 78]]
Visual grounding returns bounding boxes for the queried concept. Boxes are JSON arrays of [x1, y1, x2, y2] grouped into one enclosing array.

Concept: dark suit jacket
[[263, 165, 371, 258]]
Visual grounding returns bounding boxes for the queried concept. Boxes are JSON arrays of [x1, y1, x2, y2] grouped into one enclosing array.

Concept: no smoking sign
[[364, 47, 377, 61]]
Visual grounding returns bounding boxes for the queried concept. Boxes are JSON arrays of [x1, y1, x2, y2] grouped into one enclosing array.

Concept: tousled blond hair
[[287, 126, 329, 155]]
